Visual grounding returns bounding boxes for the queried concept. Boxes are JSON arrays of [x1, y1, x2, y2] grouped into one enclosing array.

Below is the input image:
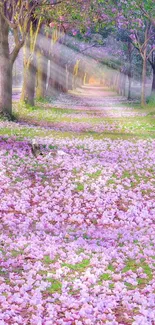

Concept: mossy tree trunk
[[21, 20, 41, 106]]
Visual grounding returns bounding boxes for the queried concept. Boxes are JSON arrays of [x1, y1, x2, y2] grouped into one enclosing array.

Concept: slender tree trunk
[[128, 74, 132, 100], [141, 23, 150, 106], [46, 59, 54, 96], [52, 44, 65, 93], [83, 73, 87, 85], [21, 33, 37, 106], [113, 73, 117, 91], [68, 70, 73, 90], [46, 57, 57, 96], [58, 58, 67, 93], [119, 72, 123, 95], [122, 74, 126, 97], [78, 71, 84, 88], [21, 59, 36, 106], [116, 71, 121, 94], [151, 67, 155, 93], [141, 55, 147, 106], [128, 42, 132, 100], [119, 72, 126, 96], [36, 50, 48, 99], [0, 15, 12, 116], [65, 65, 69, 91], [21, 19, 42, 106], [85, 73, 89, 84], [72, 60, 80, 89], [124, 75, 127, 97], [81, 71, 85, 86]]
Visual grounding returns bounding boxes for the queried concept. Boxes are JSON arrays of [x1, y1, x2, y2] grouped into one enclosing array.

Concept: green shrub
[[146, 93, 155, 105]]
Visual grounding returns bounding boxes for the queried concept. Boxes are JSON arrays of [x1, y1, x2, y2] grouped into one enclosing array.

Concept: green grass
[[11, 249, 25, 257], [62, 259, 90, 271], [46, 278, 62, 294], [146, 93, 155, 106], [75, 182, 84, 192], [86, 170, 102, 179], [107, 263, 115, 272], [0, 124, 155, 142], [99, 273, 112, 281], [116, 99, 155, 114], [14, 102, 84, 118], [9, 100, 155, 139], [1, 91, 155, 143], [43, 255, 57, 264], [122, 258, 153, 289]]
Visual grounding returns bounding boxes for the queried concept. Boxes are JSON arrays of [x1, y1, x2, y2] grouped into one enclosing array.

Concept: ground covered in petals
[[0, 87, 155, 325]]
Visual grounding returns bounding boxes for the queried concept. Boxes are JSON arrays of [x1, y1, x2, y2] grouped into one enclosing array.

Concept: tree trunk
[[0, 14, 12, 116], [128, 74, 132, 100], [46, 58, 57, 96], [36, 50, 48, 99], [141, 55, 147, 106], [141, 23, 150, 106], [118, 72, 123, 95], [116, 72, 121, 94], [77, 71, 83, 88], [21, 58, 36, 106], [84, 73, 89, 85], [119, 72, 126, 96], [21, 33, 37, 106], [127, 42, 132, 100], [112, 72, 118, 92], [151, 68, 155, 93], [81, 71, 85, 86], [58, 58, 68, 93], [68, 70, 73, 90], [122, 74, 126, 97]]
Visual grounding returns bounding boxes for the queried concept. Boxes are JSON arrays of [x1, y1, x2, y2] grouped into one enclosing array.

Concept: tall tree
[[0, 0, 62, 116]]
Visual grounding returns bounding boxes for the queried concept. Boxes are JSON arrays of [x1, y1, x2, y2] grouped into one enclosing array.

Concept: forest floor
[[0, 86, 155, 325]]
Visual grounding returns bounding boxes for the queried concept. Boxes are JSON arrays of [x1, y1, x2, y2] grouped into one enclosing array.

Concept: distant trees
[[0, 0, 155, 118]]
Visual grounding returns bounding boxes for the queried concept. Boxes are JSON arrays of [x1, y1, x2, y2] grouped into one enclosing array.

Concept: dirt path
[[11, 85, 153, 139], [49, 86, 139, 117]]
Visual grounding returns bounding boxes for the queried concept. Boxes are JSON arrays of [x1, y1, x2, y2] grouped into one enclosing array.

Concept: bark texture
[[152, 68, 155, 93], [141, 55, 147, 106], [0, 14, 12, 116], [21, 33, 37, 106]]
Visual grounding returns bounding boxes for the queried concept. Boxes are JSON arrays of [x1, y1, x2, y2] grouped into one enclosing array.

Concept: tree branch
[[147, 47, 155, 60], [0, 6, 17, 28]]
